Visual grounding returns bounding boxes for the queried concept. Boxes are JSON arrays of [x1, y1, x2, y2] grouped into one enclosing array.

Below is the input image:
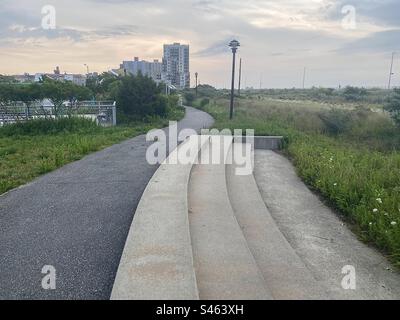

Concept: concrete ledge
[[233, 136, 284, 150], [111, 135, 209, 300]]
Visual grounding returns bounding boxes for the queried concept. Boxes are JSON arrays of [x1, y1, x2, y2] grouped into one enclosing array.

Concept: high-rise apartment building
[[162, 43, 190, 89]]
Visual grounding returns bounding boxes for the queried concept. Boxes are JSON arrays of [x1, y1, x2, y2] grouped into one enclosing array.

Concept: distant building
[[34, 67, 87, 86], [120, 57, 162, 83], [162, 43, 190, 89], [12, 73, 35, 83], [63, 74, 87, 86]]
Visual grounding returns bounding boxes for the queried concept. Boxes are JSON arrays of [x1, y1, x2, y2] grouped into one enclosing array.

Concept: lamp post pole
[[238, 58, 242, 96], [388, 52, 395, 90], [195, 72, 198, 96], [229, 40, 240, 120]]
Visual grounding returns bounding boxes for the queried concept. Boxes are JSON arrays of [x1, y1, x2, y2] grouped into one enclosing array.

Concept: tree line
[[0, 72, 179, 121]]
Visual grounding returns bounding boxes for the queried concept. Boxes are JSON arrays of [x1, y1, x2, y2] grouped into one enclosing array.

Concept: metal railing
[[0, 101, 117, 127]]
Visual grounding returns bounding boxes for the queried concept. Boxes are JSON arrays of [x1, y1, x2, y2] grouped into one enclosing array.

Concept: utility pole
[[84, 64, 89, 75], [228, 40, 240, 120], [195, 72, 198, 96], [302, 67, 306, 89], [238, 58, 242, 96], [388, 52, 395, 90]]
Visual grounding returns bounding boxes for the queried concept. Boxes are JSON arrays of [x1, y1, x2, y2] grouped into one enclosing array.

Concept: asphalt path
[[0, 107, 214, 300]]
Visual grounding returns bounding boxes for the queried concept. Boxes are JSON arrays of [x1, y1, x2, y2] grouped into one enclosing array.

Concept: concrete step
[[226, 143, 329, 299], [188, 137, 272, 300], [111, 135, 209, 300]]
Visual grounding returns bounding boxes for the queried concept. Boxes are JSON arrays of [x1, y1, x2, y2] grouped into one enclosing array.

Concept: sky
[[0, 0, 399, 88]]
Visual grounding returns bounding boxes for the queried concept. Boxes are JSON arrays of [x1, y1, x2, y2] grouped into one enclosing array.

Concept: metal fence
[[0, 101, 117, 127]]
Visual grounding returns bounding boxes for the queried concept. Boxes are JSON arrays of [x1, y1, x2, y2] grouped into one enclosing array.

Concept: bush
[[200, 98, 210, 108], [318, 109, 354, 135], [116, 73, 168, 120], [342, 86, 367, 102], [0, 117, 98, 137], [184, 92, 195, 106]]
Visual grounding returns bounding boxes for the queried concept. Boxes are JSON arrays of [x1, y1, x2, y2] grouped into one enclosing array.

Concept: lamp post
[[195, 72, 198, 96], [238, 58, 242, 96], [228, 40, 240, 120]]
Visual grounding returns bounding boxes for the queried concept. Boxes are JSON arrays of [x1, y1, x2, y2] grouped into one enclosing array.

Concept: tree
[[184, 92, 195, 106], [0, 84, 16, 105], [41, 81, 68, 116], [14, 84, 44, 118], [0, 75, 17, 84], [116, 73, 167, 119], [40, 80, 92, 117], [87, 72, 121, 100], [62, 81, 92, 112], [385, 88, 400, 127]]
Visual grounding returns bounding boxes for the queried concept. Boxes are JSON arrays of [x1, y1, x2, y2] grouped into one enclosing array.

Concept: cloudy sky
[[0, 0, 399, 88]]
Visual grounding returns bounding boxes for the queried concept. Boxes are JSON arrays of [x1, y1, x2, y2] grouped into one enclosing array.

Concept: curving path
[[0, 107, 214, 300]]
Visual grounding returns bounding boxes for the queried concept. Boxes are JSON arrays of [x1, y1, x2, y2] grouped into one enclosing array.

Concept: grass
[[0, 107, 185, 195], [197, 95, 400, 267]]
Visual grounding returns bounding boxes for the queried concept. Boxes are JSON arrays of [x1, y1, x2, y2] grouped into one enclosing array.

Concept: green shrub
[[184, 92, 195, 106], [385, 88, 400, 127], [0, 117, 98, 137], [342, 86, 367, 102], [116, 73, 168, 120], [200, 98, 210, 108]]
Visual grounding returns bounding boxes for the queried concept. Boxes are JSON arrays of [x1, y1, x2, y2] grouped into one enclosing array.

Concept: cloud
[[0, 24, 139, 46], [338, 29, 400, 53], [193, 38, 236, 57], [0, 0, 399, 88]]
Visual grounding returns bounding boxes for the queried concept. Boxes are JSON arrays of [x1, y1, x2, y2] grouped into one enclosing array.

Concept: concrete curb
[[111, 135, 209, 300]]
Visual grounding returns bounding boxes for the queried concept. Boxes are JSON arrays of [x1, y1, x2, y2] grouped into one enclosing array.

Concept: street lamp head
[[229, 40, 240, 53]]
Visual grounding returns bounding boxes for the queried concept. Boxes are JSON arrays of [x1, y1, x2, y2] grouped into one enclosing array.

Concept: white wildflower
[[391, 221, 397, 226], [373, 208, 378, 213], [376, 198, 383, 204]]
